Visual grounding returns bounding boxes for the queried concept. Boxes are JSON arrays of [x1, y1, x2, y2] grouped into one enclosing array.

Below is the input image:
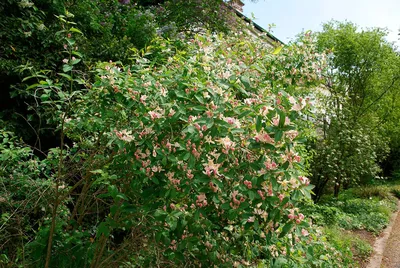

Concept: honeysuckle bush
[[1, 30, 352, 267]]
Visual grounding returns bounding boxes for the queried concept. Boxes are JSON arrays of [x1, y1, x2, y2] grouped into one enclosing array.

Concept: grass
[[304, 181, 400, 266], [323, 226, 372, 263]]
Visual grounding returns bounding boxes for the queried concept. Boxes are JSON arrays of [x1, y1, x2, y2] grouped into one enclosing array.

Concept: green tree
[[310, 21, 400, 198]]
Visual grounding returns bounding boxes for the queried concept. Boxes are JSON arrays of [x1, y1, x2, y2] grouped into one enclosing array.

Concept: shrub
[[56, 32, 324, 267], [1, 27, 345, 266], [303, 204, 340, 226], [390, 185, 400, 198], [353, 185, 393, 200], [337, 198, 394, 233], [352, 237, 373, 259]]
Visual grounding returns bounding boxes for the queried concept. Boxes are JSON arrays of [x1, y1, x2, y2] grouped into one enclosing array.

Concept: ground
[[381, 207, 400, 268], [366, 201, 400, 268]]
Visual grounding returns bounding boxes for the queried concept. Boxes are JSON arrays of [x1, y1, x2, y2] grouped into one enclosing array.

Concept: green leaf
[[155, 231, 162, 242], [278, 110, 286, 127], [69, 27, 83, 35], [57, 73, 72, 81], [90, 169, 103, 174], [108, 185, 118, 199], [66, 38, 75, 46], [272, 45, 283, 55], [154, 209, 167, 219], [256, 116, 262, 132], [71, 51, 83, 57], [300, 188, 311, 199], [240, 75, 251, 89], [221, 202, 231, 210], [279, 223, 293, 238], [70, 58, 81, 65], [307, 246, 314, 259], [275, 130, 283, 142], [97, 222, 110, 236], [63, 64, 73, 72], [116, 193, 128, 200], [247, 190, 256, 201], [238, 109, 252, 119], [40, 94, 49, 101], [166, 215, 177, 231]]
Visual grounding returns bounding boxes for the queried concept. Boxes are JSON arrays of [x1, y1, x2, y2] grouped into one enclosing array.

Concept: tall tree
[[310, 21, 400, 198]]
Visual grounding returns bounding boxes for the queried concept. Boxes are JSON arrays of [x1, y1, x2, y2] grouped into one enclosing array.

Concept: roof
[[230, 7, 284, 45]]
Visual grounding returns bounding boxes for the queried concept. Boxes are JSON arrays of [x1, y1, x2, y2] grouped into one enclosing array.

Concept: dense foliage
[[0, 5, 351, 265], [309, 21, 400, 199], [1, 1, 400, 267]]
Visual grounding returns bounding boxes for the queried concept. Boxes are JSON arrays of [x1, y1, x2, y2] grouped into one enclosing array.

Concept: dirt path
[[381, 201, 400, 268], [367, 201, 400, 268]]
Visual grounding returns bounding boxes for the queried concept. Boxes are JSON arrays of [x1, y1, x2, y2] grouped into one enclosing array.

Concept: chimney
[[230, 0, 244, 13]]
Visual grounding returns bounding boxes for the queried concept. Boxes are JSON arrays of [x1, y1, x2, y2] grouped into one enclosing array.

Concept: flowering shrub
[[52, 32, 337, 266], [2, 29, 348, 267]]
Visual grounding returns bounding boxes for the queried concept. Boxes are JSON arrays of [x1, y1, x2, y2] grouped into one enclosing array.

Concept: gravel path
[[367, 201, 400, 268]]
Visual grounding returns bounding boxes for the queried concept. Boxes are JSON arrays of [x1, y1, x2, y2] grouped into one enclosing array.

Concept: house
[[229, 0, 283, 47]]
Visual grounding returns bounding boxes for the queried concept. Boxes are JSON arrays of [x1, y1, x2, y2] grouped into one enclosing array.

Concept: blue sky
[[242, 0, 400, 47]]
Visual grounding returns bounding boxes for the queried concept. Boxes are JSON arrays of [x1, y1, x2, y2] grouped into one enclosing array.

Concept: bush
[[336, 198, 394, 233], [303, 204, 340, 226], [1, 28, 345, 267], [353, 185, 394, 200], [390, 185, 400, 198]]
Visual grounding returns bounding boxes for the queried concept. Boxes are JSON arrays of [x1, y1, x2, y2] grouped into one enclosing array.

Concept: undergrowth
[[304, 182, 400, 265]]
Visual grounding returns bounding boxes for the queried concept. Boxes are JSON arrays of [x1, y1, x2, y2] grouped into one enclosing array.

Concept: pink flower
[[272, 116, 279, 126], [291, 103, 303, 111], [289, 177, 300, 189], [114, 129, 134, 142], [203, 159, 221, 177], [260, 106, 273, 116], [168, 108, 175, 117], [244, 180, 252, 189], [230, 190, 244, 209], [140, 95, 147, 104], [257, 190, 265, 200], [298, 176, 310, 186], [223, 117, 241, 128], [247, 216, 255, 223], [218, 137, 235, 154], [296, 213, 305, 224], [160, 86, 168, 97], [289, 96, 305, 111], [264, 158, 278, 170], [254, 131, 274, 144], [209, 181, 218, 192], [301, 229, 309, 236], [224, 117, 235, 124], [196, 193, 208, 207], [186, 169, 194, 179], [149, 110, 162, 120], [285, 130, 298, 140]]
